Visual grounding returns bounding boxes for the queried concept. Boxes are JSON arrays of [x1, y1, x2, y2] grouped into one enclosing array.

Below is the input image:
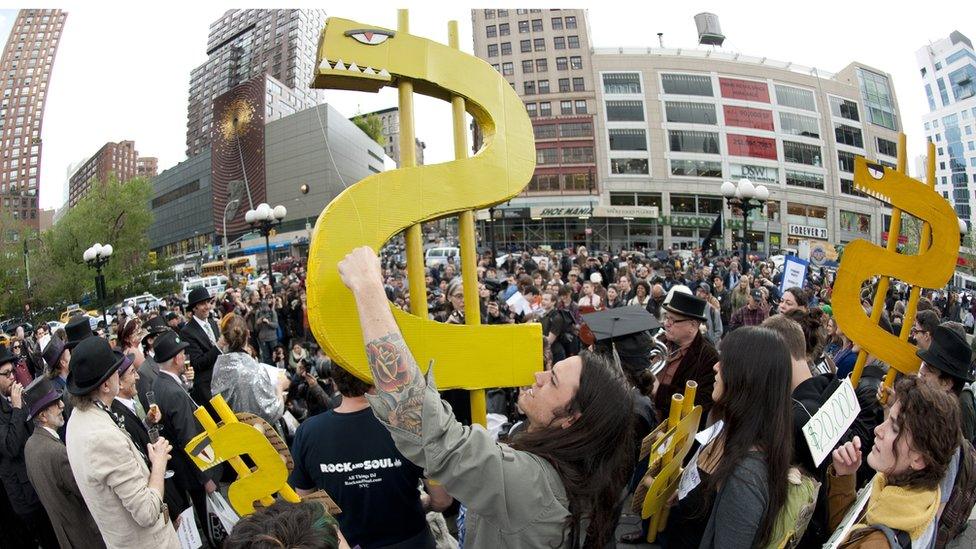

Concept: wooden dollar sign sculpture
[[834, 141, 959, 384], [306, 15, 540, 398]]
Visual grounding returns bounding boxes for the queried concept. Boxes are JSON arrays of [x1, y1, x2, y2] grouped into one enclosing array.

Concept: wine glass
[[145, 391, 174, 480]]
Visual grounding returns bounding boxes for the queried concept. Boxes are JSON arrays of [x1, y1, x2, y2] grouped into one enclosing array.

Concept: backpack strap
[[867, 523, 911, 548]]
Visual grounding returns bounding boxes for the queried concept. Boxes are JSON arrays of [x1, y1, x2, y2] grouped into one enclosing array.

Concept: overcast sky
[[1, 1, 974, 210]]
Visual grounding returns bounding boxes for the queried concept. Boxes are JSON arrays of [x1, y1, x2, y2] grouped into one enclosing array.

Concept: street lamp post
[[223, 198, 241, 281], [721, 179, 769, 267], [245, 202, 287, 290], [83, 243, 113, 328]]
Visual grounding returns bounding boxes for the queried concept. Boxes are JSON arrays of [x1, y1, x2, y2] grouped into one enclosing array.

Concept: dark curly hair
[[785, 308, 827, 364], [224, 501, 339, 549], [886, 376, 961, 490]]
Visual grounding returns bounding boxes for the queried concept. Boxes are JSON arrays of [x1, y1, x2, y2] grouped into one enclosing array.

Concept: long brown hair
[[705, 327, 793, 547], [887, 376, 961, 489], [511, 351, 635, 548]]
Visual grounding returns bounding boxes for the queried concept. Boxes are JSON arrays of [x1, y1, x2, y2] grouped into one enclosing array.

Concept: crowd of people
[[1, 241, 975, 548]]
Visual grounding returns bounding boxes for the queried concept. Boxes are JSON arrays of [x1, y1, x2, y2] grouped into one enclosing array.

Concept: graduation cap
[[581, 307, 661, 378]]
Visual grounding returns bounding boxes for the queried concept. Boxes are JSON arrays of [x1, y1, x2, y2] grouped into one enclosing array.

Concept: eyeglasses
[[662, 314, 696, 326], [910, 327, 929, 336], [0, 369, 13, 378]]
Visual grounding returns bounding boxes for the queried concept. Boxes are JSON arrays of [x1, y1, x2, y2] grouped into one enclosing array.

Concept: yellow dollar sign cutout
[[834, 153, 959, 378], [633, 382, 701, 543], [306, 17, 540, 390], [185, 395, 338, 517]]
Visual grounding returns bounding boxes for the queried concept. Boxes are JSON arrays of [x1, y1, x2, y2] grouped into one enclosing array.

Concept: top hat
[[917, 325, 975, 382], [64, 315, 94, 350], [187, 286, 213, 308], [23, 376, 63, 421], [66, 336, 130, 396], [154, 331, 190, 364], [0, 344, 15, 367], [42, 336, 67, 370], [663, 292, 708, 322]]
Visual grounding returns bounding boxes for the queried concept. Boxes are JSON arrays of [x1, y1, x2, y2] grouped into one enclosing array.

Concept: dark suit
[[654, 332, 720, 427], [136, 355, 160, 410], [110, 399, 189, 520], [24, 428, 105, 548], [0, 397, 58, 548], [180, 316, 221, 406]]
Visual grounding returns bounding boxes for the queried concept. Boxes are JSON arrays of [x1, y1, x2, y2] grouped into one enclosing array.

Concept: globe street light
[[245, 202, 287, 290], [83, 242, 113, 328], [721, 178, 769, 267]]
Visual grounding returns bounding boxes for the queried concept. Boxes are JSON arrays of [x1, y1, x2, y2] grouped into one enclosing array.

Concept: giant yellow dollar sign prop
[[835, 145, 958, 383], [307, 17, 540, 392]]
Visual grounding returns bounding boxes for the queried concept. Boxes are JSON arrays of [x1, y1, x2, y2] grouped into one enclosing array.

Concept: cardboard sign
[[802, 380, 861, 467], [780, 255, 809, 294], [823, 480, 873, 549], [177, 505, 202, 549]]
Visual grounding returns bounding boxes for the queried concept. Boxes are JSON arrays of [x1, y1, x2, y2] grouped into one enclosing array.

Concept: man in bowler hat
[[180, 286, 222, 406], [64, 336, 179, 548], [23, 376, 105, 548], [653, 292, 719, 423], [917, 324, 976, 442], [136, 315, 170, 409]]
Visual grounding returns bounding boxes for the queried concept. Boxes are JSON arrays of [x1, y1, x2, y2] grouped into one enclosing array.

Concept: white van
[[182, 275, 228, 302], [425, 247, 460, 268]]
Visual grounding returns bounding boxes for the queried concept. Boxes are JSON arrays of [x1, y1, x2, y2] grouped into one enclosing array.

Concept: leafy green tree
[[352, 112, 384, 146], [0, 210, 36, 317]]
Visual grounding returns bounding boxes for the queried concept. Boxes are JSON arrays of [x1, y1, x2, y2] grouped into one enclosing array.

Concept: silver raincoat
[[211, 351, 285, 426]]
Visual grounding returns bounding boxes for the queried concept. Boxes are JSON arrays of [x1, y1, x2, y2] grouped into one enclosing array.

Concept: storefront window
[[610, 158, 649, 175], [698, 197, 722, 214], [670, 194, 696, 213], [839, 210, 871, 234], [637, 194, 662, 208], [610, 192, 635, 205], [787, 203, 828, 227]]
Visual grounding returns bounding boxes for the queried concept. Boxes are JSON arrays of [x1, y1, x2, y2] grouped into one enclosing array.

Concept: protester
[[728, 289, 769, 331], [225, 500, 346, 549], [253, 296, 280, 364], [212, 313, 288, 427], [916, 325, 976, 443], [829, 377, 961, 547], [778, 286, 808, 316], [180, 286, 222, 405], [136, 315, 170, 408], [338, 246, 635, 547], [662, 326, 793, 548], [912, 309, 941, 351], [696, 283, 723, 345], [64, 336, 179, 548], [42, 335, 70, 394], [654, 292, 719, 422]]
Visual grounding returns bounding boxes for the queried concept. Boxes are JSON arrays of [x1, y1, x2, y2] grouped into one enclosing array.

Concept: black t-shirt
[[289, 407, 427, 547]]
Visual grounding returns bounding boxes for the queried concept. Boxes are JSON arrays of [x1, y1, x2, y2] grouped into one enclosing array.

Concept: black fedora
[[66, 336, 130, 396], [64, 315, 94, 350], [42, 336, 67, 370], [663, 291, 707, 322], [23, 376, 63, 421], [145, 315, 169, 336], [187, 286, 213, 308], [0, 344, 15, 367], [154, 331, 190, 364], [917, 325, 975, 382]]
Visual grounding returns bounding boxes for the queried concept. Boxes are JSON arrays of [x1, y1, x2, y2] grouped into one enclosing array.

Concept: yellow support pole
[[851, 134, 907, 385], [681, 381, 697, 418], [396, 10, 427, 320], [447, 20, 488, 427]]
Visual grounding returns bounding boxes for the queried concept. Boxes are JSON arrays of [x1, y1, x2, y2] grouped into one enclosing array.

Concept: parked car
[[123, 292, 165, 312], [425, 247, 460, 268], [182, 276, 227, 302]]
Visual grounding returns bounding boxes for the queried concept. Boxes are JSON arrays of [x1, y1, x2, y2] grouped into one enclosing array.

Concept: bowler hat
[[66, 336, 130, 396], [154, 331, 190, 364], [917, 325, 975, 382], [0, 344, 15, 367], [64, 315, 94, 350], [42, 336, 67, 370], [145, 316, 169, 336], [663, 292, 707, 322], [187, 287, 213, 308], [23, 376, 63, 421]]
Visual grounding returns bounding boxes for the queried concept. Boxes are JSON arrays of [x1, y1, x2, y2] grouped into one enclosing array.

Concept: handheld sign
[[780, 255, 809, 294], [801, 379, 860, 467], [823, 480, 873, 549]]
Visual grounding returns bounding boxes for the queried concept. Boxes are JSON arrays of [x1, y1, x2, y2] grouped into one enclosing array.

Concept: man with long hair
[[338, 247, 635, 548]]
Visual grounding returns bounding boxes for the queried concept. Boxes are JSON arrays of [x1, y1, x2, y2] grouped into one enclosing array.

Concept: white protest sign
[[177, 505, 202, 549], [780, 255, 809, 294], [802, 379, 860, 467], [823, 480, 873, 548]]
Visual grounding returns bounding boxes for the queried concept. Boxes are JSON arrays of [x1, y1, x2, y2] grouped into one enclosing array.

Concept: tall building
[[916, 31, 976, 225], [0, 9, 67, 229], [362, 107, 425, 166], [475, 11, 901, 251], [471, 9, 598, 196], [185, 9, 327, 157], [67, 140, 158, 207]]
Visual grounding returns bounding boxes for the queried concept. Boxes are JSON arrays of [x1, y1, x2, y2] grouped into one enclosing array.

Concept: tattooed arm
[[339, 247, 426, 436]]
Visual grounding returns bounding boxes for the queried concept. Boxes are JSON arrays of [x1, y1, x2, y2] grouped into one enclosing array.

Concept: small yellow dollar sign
[[834, 156, 959, 377]]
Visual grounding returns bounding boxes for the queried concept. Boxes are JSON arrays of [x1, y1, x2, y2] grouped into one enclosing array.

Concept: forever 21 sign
[[788, 224, 828, 240]]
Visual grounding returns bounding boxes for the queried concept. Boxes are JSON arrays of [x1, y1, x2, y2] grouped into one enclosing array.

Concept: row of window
[[486, 36, 581, 56], [483, 10, 578, 29], [492, 56, 583, 75], [527, 171, 593, 193], [526, 100, 588, 117], [533, 122, 594, 140], [536, 146, 595, 165], [523, 77, 585, 95]]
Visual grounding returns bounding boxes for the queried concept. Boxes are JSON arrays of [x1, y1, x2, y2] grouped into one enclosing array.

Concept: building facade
[[471, 9, 597, 196], [0, 9, 66, 229], [185, 9, 326, 157], [472, 10, 900, 252], [151, 103, 386, 262], [917, 31, 976, 225], [363, 107, 426, 167], [68, 140, 158, 207]]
